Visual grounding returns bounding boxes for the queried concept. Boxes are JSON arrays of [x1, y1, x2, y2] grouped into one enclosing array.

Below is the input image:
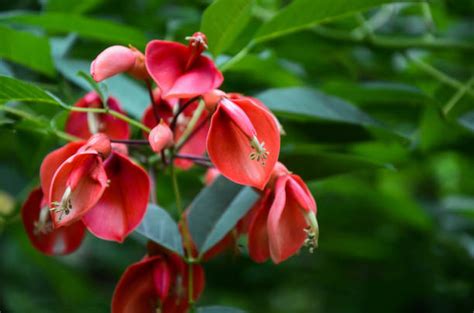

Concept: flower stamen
[[50, 186, 73, 221], [33, 205, 53, 235], [249, 136, 269, 166], [303, 212, 319, 253]]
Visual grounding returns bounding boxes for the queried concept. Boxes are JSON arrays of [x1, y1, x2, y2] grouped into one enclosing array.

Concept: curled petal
[[267, 176, 308, 263], [207, 98, 280, 189], [287, 174, 317, 213], [82, 152, 150, 242], [145, 40, 223, 99], [21, 188, 86, 255], [49, 152, 108, 228], [40, 141, 84, 201]]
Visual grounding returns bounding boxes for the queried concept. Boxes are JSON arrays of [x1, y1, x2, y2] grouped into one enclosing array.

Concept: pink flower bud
[[148, 121, 174, 153], [90, 45, 148, 82], [80, 133, 112, 159], [203, 89, 225, 112], [204, 168, 221, 186]]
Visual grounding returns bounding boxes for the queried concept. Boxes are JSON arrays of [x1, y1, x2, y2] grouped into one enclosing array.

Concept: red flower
[[91, 45, 148, 82], [247, 162, 319, 263], [145, 32, 223, 99], [82, 150, 150, 242], [142, 89, 209, 170], [21, 188, 85, 255], [112, 253, 205, 313], [41, 135, 110, 228], [65, 92, 130, 140], [206, 94, 280, 190], [40, 134, 150, 242]]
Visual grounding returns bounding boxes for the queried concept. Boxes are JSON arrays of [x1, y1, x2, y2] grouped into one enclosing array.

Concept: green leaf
[[281, 145, 393, 180], [201, 0, 254, 56], [44, 0, 104, 14], [135, 204, 184, 256], [0, 75, 66, 107], [254, 0, 419, 43], [458, 111, 474, 133], [187, 176, 259, 256], [0, 25, 55, 76], [55, 59, 149, 118], [256, 87, 379, 126], [0, 12, 147, 48], [197, 306, 246, 313], [77, 71, 108, 105]]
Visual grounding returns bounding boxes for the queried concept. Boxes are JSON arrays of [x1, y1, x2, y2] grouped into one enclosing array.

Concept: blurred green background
[[1, 0, 474, 312]]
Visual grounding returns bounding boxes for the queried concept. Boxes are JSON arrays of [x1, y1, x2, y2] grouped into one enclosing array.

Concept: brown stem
[[170, 96, 200, 131]]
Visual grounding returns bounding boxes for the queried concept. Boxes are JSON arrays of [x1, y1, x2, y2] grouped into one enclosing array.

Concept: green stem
[[443, 77, 474, 116], [176, 100, 206, 149], [169, 164, 182, 215], [405, 53, 474, 98], [69, 106, 151, 132]]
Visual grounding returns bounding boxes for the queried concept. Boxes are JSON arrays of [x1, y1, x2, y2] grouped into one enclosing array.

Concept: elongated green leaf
[[55, 59, 149, 118], [0, 26, 55, 76], [0, 12, 147, 48], [201, 0, 254, 56], [197, 306, 246, 313], [255, 0, 419, 43], [188, 176, 259, 255], [458, 111, 474, 133], [256, 87, 379, 126], [44, 0, 103, 14], [281, 146, 393, 180], [0, 75, 65, 106], [135, 204, 184, 256]]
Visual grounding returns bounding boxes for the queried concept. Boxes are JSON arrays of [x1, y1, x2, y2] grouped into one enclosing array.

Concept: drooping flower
[[40, 134, 110, 228], [145, 32, 223, 99], [112, 252, 205, 313], [82, 150, 150, 242], [21, 188, 85, 255], [91, 45, 148, 82], [247, 162, 318, 263], [206, 92, 280, 190], [65, 92, 130, 140], [142, 89, 209, 170]]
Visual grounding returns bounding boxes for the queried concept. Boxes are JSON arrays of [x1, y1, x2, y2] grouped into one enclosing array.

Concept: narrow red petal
[[82, 152, 150, 242], [247, 190, 272, 262]]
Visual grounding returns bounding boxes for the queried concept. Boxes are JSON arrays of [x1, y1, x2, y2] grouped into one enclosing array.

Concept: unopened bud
[[82, 133, 112, 159], [148, 120, 174, 153], [203, 89, 226, 112]]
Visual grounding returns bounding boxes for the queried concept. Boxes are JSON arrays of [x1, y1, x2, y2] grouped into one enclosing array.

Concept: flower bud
[[203, 89, 225, 112], [81, 133, 112, 159], [148, 121, 174, 153], [90, 45, 148, 82]]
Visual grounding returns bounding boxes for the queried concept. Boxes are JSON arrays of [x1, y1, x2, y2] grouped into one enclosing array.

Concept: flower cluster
[[21, 32, 319, 312]]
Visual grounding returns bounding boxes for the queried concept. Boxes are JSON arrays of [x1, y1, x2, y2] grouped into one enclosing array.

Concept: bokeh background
[[1, 0, 474, 312]]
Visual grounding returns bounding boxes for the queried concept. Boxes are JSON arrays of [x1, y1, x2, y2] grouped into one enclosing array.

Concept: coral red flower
[[21, 188, 86, 255], [142, 89, 209, 170], [82, 151, 150, 242], [145, 32, 223, 99], [112, 253, 205, 313], [91, 45, 148, 82], [247, 162, 318, 263], [206, 94, 280, 190], [65, 92, 130, 140]]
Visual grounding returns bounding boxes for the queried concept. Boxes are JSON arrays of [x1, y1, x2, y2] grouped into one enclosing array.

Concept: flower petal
[[21, 188, 86, 255], [247, 190, 273, 262], [49, 152, 108, 228], [82, 152, 150, 242], [207, 98, 280, 189], [267, 176, 308, 263], [112, 256, 163, 313]]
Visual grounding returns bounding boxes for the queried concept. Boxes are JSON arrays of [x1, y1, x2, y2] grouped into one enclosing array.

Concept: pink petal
[[247, 191, 273, 262], [91, 45, 137, 82], [82, 152, 150, 242]]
